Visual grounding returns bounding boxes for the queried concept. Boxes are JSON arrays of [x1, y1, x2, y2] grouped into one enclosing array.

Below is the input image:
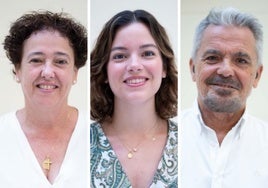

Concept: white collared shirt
[[182, 101, 268, 188]]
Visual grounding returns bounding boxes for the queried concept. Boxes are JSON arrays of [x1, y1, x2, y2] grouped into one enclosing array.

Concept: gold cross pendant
[[42, 157, 52, 170]]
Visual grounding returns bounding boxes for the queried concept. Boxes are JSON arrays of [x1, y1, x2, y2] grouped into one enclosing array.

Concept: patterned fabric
[[90, 120, 178, 188]]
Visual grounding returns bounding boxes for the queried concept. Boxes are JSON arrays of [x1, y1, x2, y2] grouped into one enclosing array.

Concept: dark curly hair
[[3, 10, 87, 74], [91, 9, 177, 123]]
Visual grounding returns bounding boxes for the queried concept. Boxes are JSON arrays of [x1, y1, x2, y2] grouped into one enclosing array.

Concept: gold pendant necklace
[[127, 152, 134, 159], [126, 147, 139, 159], [40, 108, 73, 171], [42, 156, 52, 170], [113, 119, 159, 159]]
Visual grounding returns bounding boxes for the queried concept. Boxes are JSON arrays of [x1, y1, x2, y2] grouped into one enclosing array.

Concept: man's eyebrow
[[202, 49, 222, 57], [232, 52, 251, 60]]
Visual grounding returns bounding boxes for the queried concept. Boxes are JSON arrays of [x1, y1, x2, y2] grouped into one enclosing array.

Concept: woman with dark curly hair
[[90, 9, 178, 187], [0, 11, 87, 187]]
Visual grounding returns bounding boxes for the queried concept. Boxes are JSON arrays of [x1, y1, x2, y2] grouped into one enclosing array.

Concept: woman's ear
[[14, 69, 21, 83]]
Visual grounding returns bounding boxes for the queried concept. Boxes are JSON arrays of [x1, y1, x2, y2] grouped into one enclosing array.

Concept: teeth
[[39, 85, 56, 89], [126, 78, 146, 84]]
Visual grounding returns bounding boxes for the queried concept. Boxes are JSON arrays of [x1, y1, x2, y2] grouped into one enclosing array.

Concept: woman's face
[[16, 30, 78, 108], [107, 22, 166, 105]]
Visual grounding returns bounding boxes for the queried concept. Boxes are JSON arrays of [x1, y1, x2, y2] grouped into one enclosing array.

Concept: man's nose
[[216, 59, 235, 77]]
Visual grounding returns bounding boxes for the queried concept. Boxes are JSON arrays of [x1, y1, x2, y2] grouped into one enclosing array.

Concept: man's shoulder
[[245, 113, 268, 129], [243, 114, 268, 141]]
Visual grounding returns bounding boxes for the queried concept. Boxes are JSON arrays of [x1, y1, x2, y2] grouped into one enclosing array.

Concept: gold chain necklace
[[41, 108, 73, 171], [114, 119, 159, 159]]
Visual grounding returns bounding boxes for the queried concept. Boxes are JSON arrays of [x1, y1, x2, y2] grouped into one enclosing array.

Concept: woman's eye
[[142, 51, 155, 57], [111, 53, 127, 62], [113, 54, 126, 60], [56, 59, 68, 65], [30, 58, 43, 63]]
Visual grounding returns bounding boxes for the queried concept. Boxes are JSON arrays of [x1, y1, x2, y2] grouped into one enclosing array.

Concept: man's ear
[[253, 65, 263, 88], [190, 59, 196, 81]]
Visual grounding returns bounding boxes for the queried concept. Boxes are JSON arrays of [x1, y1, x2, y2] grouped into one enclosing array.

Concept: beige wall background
[[181, 0, 268, 121], [90, 0, 178, 52], [0, 0, 87, 115]]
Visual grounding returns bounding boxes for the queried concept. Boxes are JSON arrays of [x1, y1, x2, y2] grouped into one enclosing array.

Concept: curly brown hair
[[91, 9, 177, 123], [3, 10, 87, 74]]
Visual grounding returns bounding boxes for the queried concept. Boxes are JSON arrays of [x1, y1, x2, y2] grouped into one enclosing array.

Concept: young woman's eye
[[113, 54, 126, 60], [111, 53, 127, 63], [142, 51, 155, 57]]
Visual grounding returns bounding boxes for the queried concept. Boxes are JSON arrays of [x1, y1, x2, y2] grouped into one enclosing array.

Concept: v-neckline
[[12, 111, 81, 186], [98, 121, 171, 187]]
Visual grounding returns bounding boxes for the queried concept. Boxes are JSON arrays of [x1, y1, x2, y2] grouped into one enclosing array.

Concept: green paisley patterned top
[[90, 120, 178, 188]]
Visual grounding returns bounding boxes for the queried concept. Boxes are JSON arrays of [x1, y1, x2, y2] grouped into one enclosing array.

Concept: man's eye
[[204, 56, 220, 64], [236, 58, 248, 64]]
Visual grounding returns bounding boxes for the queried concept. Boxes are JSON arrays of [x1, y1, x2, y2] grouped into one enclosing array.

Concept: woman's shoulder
[[0, 111, 17, 124], [90, 121, 103, 147], [168, 118, 178, 132], [90, 121, 101, 133], [0, 111, 18, 134]]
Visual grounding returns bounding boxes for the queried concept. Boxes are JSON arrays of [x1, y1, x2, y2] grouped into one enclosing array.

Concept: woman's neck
[[17, 105, 76, 132], [111, 100, 159, 132]]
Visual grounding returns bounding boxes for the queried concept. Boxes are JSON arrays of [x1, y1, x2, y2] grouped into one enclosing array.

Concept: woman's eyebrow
[[110, 46, 128, 52], [139, 44, 158, 49]]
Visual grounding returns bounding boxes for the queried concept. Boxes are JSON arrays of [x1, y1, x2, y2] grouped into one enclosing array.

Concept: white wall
[[0, 0, 87, 115], [90, 0, 178, 53], [181, 0, 268, 121]]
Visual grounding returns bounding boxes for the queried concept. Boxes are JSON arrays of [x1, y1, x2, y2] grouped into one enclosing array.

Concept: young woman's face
[[107, 22, 166, 105], [17, 30, 78, 108]]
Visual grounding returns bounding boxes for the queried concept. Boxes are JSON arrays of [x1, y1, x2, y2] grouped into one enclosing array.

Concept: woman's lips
[[124, 77, 148, 86], [37, 84, 58, 90]]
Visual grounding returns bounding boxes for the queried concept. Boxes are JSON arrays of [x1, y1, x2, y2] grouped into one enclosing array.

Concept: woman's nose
[[126, 56, 143, 73], [41, 62, 55, 79]]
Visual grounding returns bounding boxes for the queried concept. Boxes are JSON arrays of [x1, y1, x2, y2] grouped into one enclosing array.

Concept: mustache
[[205, 75, 242, 90]]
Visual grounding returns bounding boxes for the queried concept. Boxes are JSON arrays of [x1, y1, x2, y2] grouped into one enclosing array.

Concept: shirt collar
[[192, 99, 247, 139]]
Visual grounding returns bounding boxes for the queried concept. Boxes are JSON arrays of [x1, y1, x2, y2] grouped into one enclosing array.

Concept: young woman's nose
[[126, 55, 143, 73]]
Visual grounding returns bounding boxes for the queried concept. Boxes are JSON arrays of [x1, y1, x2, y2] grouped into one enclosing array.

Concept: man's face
[[190, 25, 262, 113]]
